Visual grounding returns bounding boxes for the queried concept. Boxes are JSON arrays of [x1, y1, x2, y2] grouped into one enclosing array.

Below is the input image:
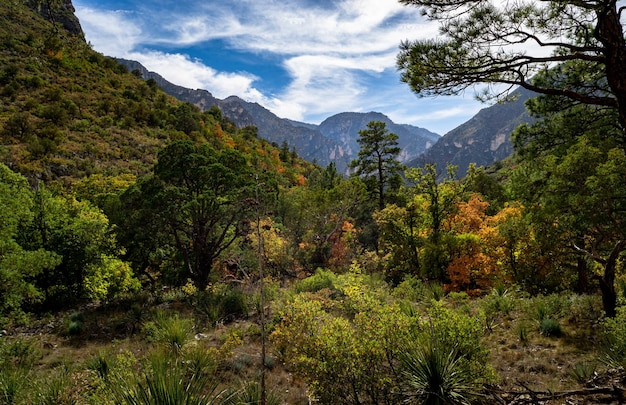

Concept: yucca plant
[[570, 361, 596, 384], [145, 311, 194, 354], [401, 343, 480, 405], [223, 380, 282, 405], [34, 367, 76, 405], [0, 368, 27, 405], [539, 318, 562, 337], [109, 352, 234, 405], [86, 351, 115, 381]]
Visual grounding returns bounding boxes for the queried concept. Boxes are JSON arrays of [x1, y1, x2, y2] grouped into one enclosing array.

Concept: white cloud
[[75, 6, 142, 55], [126, 51, 266, 101], [74, 0, 474, 133]]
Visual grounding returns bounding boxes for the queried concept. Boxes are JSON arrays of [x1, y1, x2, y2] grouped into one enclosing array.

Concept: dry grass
[[1, 291, 613, 404]]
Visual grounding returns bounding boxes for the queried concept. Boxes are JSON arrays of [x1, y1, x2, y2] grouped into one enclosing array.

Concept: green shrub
[[530, 293, 570, 323], [602, 306, 626, 367], [295, 268, 338, 293], [182, 345, 218, 376], [230, 354, 253, 373], [34, 366, 74, 405], [67, 320, 83, 336], [392, 275, 426, 302], [570, 361, 596, 383], [0, 338, 39, 368], [66, 311, 84, 336], [540, 318, 562, 337], [69, 311, 84, 323], [481, 288, 516, 332], [219, 288, 248, 321], [194, 285, 248, 325], [223, 381, 282, 405], [426, 282, 445, 301], [87, 351, 115, 381], [0, 368, 27, 404], [517, 320, 530, 344], [569, 294, 603, 323], [427, 301, 490, 368]]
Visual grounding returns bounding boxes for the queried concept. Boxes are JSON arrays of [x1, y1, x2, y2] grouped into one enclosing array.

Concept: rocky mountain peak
[[27, 0, 85, 39]]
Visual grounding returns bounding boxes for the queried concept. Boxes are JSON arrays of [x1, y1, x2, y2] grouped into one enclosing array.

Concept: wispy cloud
[[74, 0, 479, 132], [126, 51, 263, 100]]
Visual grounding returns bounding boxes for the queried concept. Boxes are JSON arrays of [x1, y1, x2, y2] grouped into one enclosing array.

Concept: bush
[[66, 311, 84, 336], [67, 321, 83, 336], [570, 361, 596, 383], [540, 318, 562, 337], [481, 288, 516, 331], [194, 284, 248, 325], [86, 351, 115, 381], [426, 282, 445, 301], [0, 338, 39, 368], [223, 381, 282, 405], [530, 293, 570, 323], [295, 268, 338, 293], [392, 275, 426, 302], [517, 320, 530, 344], [0, 368, 27, 404], [602, 306, 626, 366]]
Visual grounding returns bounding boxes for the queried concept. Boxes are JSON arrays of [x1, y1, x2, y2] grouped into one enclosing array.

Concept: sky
[[73, 0, 489, 135]]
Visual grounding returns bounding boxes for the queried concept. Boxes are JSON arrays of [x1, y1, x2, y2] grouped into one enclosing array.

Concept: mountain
[[0, 1, 185, 180], [117, 59, 440, 173], [0, 1, 313, 184], [27, 0, 85, 39], [409, 87, 536, 177], [317, 112, 439, 163]]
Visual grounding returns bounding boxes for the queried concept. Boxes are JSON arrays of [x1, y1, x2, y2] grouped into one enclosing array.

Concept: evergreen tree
[[349, 121, 404, 210], [397, 0, 626, 134]]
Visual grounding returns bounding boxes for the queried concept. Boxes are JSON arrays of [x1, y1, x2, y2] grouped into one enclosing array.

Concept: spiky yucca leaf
[[401, 344, 479, 405]]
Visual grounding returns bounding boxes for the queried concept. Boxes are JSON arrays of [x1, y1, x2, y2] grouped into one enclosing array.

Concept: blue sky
[[73, 0, 488, 135]]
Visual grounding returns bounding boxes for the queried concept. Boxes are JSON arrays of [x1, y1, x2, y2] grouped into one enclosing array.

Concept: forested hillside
[[1, 1, 626, 404]]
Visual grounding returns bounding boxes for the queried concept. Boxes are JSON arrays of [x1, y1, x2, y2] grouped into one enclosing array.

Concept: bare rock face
[[27, 0, 85, 39], [407, 87, 536, 177]]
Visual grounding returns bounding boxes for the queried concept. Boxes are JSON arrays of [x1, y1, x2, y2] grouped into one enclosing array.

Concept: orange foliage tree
[[445, 194, 529, 294]]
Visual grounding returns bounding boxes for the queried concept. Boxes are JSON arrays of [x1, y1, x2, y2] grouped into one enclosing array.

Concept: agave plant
[[401, 344, 479, 405]]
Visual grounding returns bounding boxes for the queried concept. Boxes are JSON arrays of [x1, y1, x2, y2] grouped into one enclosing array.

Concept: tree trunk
[[600, 240, 626, 318], [576, 256, 589, 294], [574, 240, 625, 317], [595, 1, 626, 133]]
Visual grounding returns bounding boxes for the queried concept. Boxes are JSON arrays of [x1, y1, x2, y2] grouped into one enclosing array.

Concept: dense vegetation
[[1, 1, 626, 404]]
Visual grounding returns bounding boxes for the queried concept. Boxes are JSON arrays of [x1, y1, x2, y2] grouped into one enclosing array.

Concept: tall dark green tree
[[121, 141, 255, 290], [349, 121, 404, 210], [404, 164, 467, 281], [511, 130, 626, 316], [397, 0, 626, 135]]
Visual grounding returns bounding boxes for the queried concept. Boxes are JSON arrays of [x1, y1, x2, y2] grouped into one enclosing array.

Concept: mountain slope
[[117, 59, 346, 169], [0, 2, 180, 179], [409, 87, 535, 176], [0, 2, 314, 185], [117, 60, 439, 172]]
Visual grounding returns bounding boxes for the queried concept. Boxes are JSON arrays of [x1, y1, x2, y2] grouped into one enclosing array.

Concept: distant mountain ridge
[[117, 59, 440, 173], [409, 87, 536, 177]]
